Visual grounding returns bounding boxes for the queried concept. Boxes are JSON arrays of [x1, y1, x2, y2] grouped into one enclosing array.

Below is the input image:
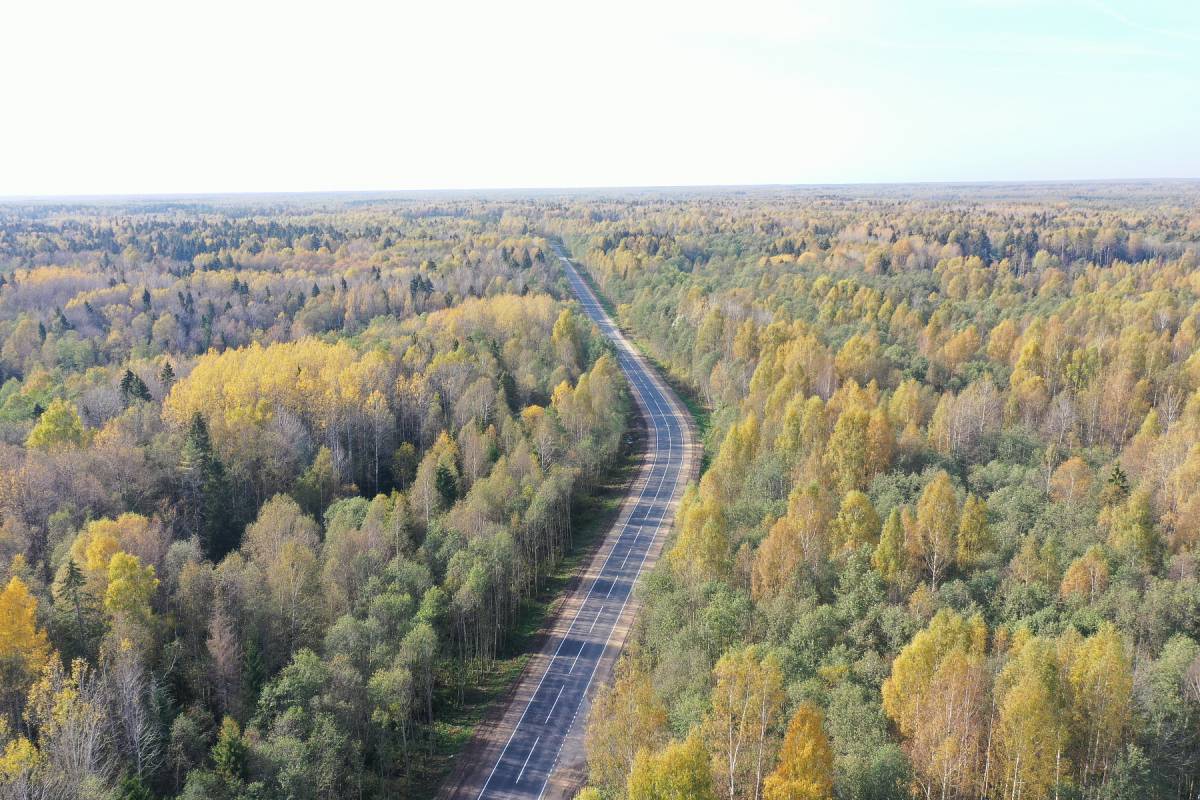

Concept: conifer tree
[[179, 413, 233, 558]]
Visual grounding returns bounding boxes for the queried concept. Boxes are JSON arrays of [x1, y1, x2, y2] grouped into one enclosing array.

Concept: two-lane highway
[[447, 244, 697, 800]]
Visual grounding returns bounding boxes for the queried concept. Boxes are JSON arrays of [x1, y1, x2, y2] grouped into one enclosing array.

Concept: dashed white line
[[545, 686, 565, 723], [517, 736, 540, 783], [475, 246, 690, 799]]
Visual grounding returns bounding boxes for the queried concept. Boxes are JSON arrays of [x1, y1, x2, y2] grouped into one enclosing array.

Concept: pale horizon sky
[[2, 0, 1198, 197]]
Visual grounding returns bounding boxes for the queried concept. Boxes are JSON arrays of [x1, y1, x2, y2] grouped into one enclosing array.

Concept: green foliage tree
[[25, 397, 86, 450], [212, 717, 247, 785]]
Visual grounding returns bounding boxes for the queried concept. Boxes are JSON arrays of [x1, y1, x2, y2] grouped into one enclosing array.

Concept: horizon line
[[3, 176, 1200, 203]]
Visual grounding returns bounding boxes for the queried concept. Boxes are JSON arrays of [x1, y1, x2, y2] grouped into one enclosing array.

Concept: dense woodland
[[3, 184, 1200, 800], [0, 201, 628, 799], [551, 184, 1200, 800]]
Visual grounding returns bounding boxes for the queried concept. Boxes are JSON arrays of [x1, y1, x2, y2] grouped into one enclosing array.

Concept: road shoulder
[[435, 406, 649, 799]]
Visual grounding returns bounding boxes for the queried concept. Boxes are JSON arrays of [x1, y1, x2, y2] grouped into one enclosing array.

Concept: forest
[[0, 200, 628, 799], [551, 183, 1200, 800], [2, 183, 1200, 800]]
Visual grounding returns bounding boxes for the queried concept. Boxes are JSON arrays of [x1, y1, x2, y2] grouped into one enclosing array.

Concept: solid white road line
[[475, 256, 670, 798], [529, 249, 687, 799], [479, 246, 689, 800]]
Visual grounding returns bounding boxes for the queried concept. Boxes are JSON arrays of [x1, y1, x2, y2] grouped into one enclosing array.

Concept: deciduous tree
[[762, 703, 834, 800], [628, 732, 717, 800]]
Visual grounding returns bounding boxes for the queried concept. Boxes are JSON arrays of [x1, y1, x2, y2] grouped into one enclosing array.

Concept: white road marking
[[545, 686, 565, 723], [588, 605, 604, 634], [476, 246, 691, 799], [569, 641, 584, 674], [517, 736, 540, 783]]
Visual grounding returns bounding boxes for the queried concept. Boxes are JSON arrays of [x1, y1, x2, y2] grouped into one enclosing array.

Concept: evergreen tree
[[54, 557, 100, 659], [180, 412, 234, 559], [1101, 463, 1131, 506], [212, 717, 247, 785], [114, 774, 154, 800], [120, 369, 152, 405], [434, 464, 458, 507]]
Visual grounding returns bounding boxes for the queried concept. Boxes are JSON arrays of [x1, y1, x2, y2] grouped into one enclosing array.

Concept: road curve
[[441, 244, 698, 800]]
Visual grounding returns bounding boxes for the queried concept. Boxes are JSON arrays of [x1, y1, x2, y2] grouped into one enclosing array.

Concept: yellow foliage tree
[[628, 732, 717, 800], [25, 398, 86, 451], [866, 407, 894, 477], [58, 513, 161, 604], [824, 408, 870, 495], [1106, 489, 1159, 567], [941, 325, 981, 372], [830, 491, 881, 554], [705, 646, 785, 800], [955, 494, 991, 570], [1065, 624, 1132, 789], [1059, 546, 1109, 602], [872, 508, 910, 591], [412, 430, 461, 524], [882, 609, 990, 800], [752, 484, 831, 603], [762, 703, 834, 800], [1049, 457, 1093, 504], [0, 576, 53, 715], [586, 657, 669, 795], [0, 731, 41, 787], [669, 481, 731, 587], [103, 552, 158, 628], [986, 318, 1019, 363], [909, 471, 959, 590], [709, 415, 760, 506], [22, 658, 107, 786], [993, 636, 1071, 800]]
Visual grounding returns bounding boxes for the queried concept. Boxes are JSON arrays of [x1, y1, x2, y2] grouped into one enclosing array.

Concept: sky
[[1, 0, 1198, 196]]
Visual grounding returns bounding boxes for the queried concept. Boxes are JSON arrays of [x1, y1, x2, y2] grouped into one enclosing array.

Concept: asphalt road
[[465, 245, 695, 799]]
